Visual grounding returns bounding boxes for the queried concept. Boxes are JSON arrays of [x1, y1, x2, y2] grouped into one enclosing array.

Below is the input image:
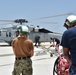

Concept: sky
[[0, 0, 76, 33]]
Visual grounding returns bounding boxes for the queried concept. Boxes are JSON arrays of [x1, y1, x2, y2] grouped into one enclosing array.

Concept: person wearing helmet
[[12, 26, 34, 75], [61, 15, 76, 75]]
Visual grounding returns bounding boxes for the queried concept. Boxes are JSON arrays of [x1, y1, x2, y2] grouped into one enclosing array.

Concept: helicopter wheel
[[53, 57, 59, 75], [53, 54, 64, 75]]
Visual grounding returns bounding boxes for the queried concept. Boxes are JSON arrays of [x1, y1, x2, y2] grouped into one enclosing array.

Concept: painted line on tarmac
[[0, 53, 14, 57]]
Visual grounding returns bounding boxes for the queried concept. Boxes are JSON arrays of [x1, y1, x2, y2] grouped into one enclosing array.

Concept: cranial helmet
[[18, 26, 29, 34], [64, 15, 76, 29]]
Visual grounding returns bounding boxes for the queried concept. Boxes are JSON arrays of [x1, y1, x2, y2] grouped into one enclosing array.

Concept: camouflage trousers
[[12, 58, 33, 75]]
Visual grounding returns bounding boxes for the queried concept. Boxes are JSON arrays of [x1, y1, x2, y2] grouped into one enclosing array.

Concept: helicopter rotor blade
[[0, 22, 16, 25], [0, 19, 28, 24], [0, 20, 14, 22], [38, 22, 59, 24], [32, 13, 73, 20], [0, 13, 73, 25]]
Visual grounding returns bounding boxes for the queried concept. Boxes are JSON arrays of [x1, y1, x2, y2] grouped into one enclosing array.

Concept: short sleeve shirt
[[54, 38, 60, 44], [61, 27, 76, 64]]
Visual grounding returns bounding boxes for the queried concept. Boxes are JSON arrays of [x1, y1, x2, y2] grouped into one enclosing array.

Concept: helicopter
[[0, 13, 72, 45]]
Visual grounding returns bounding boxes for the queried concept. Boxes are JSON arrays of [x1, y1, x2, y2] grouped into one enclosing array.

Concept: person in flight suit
[[12, 26, 34, 75]]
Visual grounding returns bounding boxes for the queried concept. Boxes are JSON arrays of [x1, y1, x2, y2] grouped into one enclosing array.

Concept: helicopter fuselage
[[0, 25, 62, 45]]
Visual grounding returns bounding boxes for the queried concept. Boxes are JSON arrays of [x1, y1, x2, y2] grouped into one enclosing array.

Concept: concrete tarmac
[[0, 43, 57, 75]]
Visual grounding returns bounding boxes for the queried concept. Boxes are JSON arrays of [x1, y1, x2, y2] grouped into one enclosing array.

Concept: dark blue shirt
[[61, 27, 76, 64], [54, 38, 60, 44]]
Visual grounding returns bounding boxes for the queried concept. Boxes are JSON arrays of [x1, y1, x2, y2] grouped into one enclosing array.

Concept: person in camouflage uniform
[[12, 26, 34, 75]]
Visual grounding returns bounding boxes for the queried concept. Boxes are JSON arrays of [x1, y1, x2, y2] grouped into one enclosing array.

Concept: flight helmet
[[64, 15, 76, 29], [18, 26, 29, 34]]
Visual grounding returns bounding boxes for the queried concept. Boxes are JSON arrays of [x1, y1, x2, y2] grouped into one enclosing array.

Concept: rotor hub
[[14, 19, 28, 24]]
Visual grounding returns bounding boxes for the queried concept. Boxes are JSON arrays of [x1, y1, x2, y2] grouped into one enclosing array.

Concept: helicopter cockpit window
[[6, 32, 8, 37], [16, 30, 19, 37], [9, 32, 11, 37], [0, 31, 1, 36]]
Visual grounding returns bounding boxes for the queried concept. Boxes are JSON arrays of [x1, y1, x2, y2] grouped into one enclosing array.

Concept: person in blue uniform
[[50, 37, 60, 47], [61, 15, 76, 75]]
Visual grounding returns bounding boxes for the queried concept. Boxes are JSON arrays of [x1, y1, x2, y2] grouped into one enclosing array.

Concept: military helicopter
[[0, 13, 72, 45]]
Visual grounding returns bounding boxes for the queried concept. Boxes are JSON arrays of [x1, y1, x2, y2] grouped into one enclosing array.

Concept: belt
[[16, 56, 30, 60]]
